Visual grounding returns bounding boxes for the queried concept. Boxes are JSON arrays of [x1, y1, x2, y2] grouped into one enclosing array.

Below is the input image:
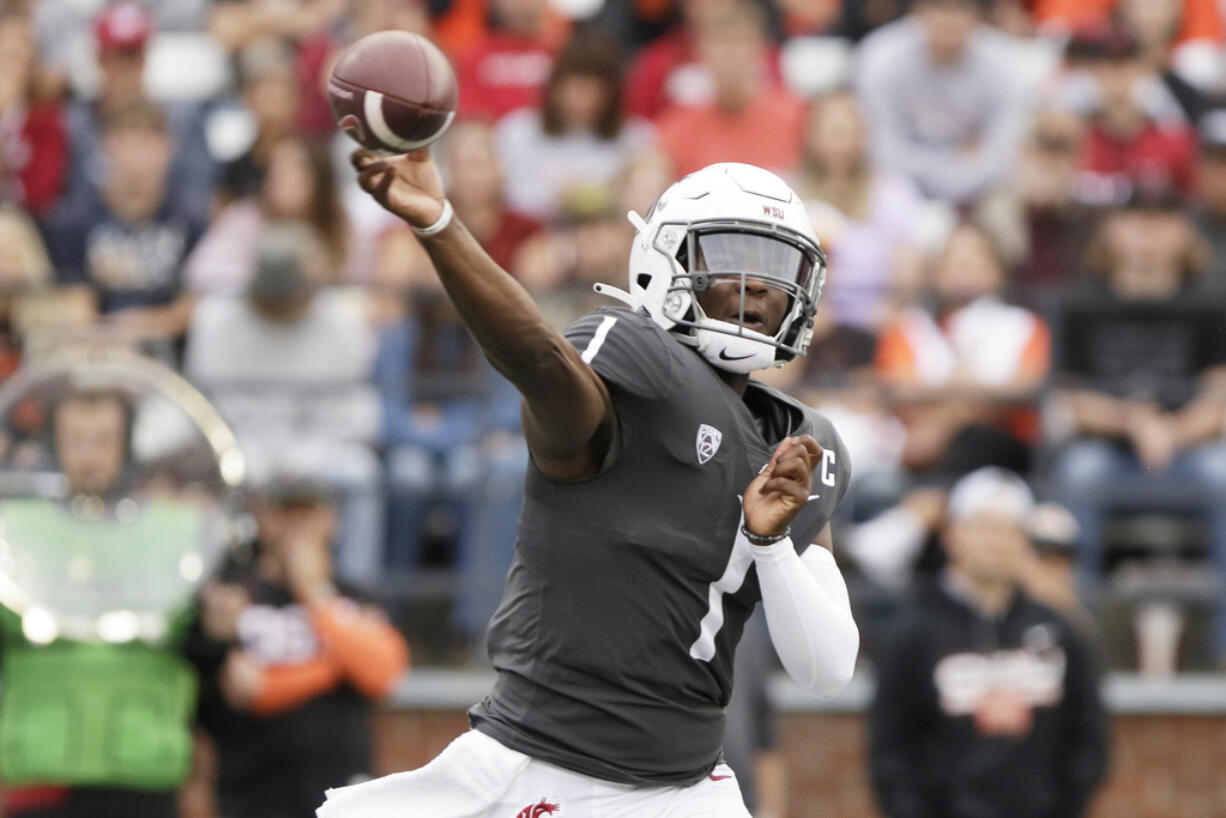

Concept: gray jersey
[[469, 307, 851, 786]]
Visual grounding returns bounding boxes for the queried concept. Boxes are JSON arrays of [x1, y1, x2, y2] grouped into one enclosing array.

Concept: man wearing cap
[[61, 1, 215, 223], [869, 467, 1109, 818], [193, 475, 409, 818]]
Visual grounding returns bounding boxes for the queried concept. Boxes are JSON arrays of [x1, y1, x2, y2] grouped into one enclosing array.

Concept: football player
[[318, 150, 859, 817]]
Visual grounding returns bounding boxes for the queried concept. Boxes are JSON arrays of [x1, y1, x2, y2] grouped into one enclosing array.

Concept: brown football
[[327, 31, 458, 155]]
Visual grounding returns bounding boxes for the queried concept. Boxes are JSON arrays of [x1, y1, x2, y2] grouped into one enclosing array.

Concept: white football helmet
[[596, 163, 827, 373]]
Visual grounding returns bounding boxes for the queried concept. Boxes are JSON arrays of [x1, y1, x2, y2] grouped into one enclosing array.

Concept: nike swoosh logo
[[718, 350, 755, 361], [710, 773, 733, 781]]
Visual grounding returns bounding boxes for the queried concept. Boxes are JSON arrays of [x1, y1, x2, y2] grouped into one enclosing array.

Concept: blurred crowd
[[1, 0, 1226, 673]]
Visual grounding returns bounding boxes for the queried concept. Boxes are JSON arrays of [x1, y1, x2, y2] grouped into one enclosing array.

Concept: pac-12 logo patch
[[696, 423, 723, 464], [515, 796, 560, 818]]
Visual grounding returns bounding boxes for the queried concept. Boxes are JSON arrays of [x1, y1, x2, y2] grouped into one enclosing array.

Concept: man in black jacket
[[869, 467, 1109, 818]]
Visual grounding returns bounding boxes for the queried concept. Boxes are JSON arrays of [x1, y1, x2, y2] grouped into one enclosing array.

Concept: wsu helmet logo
[[696, 423, 723, 465], [515, 796, 560, 818]]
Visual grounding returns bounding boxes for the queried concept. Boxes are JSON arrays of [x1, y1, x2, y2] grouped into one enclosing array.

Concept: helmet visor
[[690, 230, 819, 291]]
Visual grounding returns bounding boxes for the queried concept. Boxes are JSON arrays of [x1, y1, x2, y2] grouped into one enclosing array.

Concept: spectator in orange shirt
[[876, 221, 1050, 476], [655, 0, 805, 179], [193, 475, 409, 818], [1032, 0, 1222, 50]]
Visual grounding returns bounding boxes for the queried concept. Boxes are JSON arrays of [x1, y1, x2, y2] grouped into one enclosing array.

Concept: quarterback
[[317, 151, 859, 817]]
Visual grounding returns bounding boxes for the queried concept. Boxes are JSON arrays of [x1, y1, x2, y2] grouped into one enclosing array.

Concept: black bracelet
[[741, 524, 790, 546]]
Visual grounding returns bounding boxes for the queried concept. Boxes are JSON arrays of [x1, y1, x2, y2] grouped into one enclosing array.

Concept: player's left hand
[[743, 435, 822, 541]]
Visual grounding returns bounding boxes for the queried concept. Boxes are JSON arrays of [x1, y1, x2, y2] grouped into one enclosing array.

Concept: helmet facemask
[[596, 162, 828, 374], [657, 221, 827, 373]]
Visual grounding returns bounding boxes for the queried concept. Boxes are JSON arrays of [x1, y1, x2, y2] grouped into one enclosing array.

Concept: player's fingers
[[356, 161, 386, 185], [793, 434, 823, 465], [407, 147, 432, 163], [373, 164, 395, 201], [762, 476, 809, 504], [351, 148, 379, 171], [771, 454, 812, 489], [357, 164, 391, 198], [745, 468, 771, 499], [762, 436, 794, 473]]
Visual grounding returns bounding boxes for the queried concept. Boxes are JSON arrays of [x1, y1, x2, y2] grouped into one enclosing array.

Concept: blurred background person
[[0, 8, 67, 221], [621, 0, 786, 121], [193, 475, 408, 818], [62, 2, 215, 225], [1115, 0, 1226, 117], [869, 467, 1109, 818], [796, 89, 940, 332], [875, 221, 1050, 477], [1010, 104, 1099, 293], [212, 39, 305, 208], [451, 0, 567, 121], [1046, 184, 1226, 665], [854, 0, 1033, 208], [185, 135, 355, 296], [0, 388, 199, 818], [184, 223, 383, 585], [655, 0, 805, 177], [45, 100, 203, 355], [496, 30, 655, 224], [1065, 23, 1197, 199], [1035, 0, 1225, 109]]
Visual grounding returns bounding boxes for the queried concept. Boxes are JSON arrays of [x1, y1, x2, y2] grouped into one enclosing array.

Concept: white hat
[[947, 467, 1034, 524]]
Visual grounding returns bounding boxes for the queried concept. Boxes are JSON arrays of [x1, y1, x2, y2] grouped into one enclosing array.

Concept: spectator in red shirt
[[1072, 25, 1197, 196], [0, 10, 66, 219], [655, 0, 805, 178], [623, 0, 785, 121], [453, 0, 568, 121]]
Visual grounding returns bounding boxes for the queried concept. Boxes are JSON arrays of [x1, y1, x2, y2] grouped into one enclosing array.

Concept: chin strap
[[592, 282, 639, 309]]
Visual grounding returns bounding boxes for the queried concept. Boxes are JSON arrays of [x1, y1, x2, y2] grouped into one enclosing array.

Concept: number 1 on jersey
[[689, 513, 754, 662]]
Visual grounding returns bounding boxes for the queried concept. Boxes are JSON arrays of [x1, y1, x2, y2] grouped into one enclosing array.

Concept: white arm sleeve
[[749, 531, 860, 699]]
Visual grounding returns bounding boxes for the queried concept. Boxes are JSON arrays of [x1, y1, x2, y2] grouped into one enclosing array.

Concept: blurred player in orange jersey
[[193, 476, 409, 818]]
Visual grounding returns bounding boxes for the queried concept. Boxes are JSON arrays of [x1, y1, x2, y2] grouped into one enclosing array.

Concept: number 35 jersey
[[469, 307, 851, 787]]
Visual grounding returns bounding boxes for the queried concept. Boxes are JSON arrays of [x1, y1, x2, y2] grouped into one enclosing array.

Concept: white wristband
[[412, 199, 453, 237]]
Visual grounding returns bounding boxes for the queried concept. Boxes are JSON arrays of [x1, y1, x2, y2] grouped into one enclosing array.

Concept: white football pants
[[316, 729, 752, 818]]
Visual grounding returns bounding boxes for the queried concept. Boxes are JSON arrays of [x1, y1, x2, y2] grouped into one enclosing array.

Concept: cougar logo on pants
[[516, 796, 560, 818]]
